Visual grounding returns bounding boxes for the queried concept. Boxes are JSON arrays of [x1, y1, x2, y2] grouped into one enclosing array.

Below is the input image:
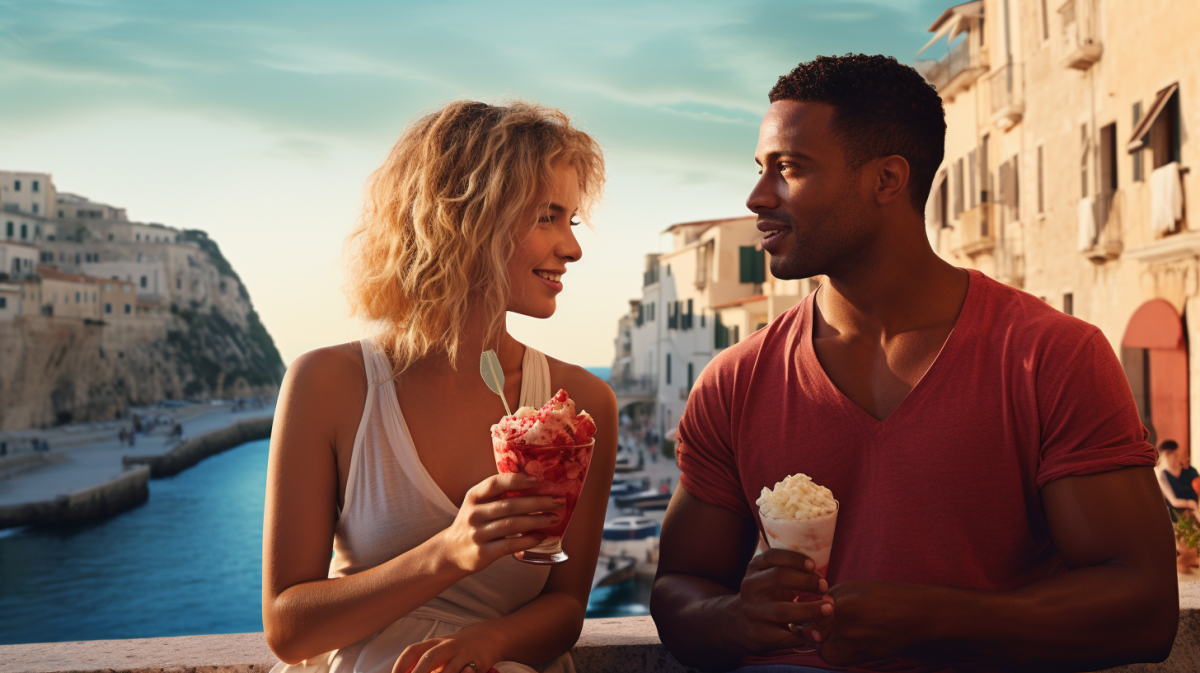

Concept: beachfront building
[[0, 282, 20, 320], [918, 0, 1200, 455], [35, 267, 102, 320], [0, 241, 39, 279], [56, 192, 128, 222], [0, 171, 57, 218], [613, 216, 810, 444]]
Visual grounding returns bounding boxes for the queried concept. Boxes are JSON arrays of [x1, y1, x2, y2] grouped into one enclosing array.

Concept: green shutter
[[739, 247, 755, 283], [753, 248, 766, 284]]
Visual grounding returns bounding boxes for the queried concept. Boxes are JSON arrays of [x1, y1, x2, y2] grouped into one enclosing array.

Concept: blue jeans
[[729, 667, 835, 673]]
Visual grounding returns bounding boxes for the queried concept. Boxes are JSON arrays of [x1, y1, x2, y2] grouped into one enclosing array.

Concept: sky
[[0, 0, 955, 367]]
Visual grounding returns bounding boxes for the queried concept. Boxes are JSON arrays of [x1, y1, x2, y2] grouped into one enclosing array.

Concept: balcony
[[922, 39, 988, 100], [1081, 191, 1124, 263], [957, 203, 995, 257], [987, 64, 1024, 130], [1060, 0, 1102, 70]]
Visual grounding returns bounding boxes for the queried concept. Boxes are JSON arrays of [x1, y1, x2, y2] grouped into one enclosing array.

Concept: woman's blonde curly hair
[[345, 101, 605, 374]]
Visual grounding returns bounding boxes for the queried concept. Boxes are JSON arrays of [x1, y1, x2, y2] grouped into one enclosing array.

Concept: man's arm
[[814, 466, 1177, 671], [650, 488, 832, 672]]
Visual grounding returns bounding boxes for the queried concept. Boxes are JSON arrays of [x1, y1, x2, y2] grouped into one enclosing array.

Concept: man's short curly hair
[[769, 54, 946, 213]]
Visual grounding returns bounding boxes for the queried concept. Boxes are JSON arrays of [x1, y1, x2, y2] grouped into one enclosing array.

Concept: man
[[650, 54, 1177, 672]]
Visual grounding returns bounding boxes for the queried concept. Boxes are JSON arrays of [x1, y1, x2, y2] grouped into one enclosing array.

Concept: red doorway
[[1122, 299, 1189, 457]]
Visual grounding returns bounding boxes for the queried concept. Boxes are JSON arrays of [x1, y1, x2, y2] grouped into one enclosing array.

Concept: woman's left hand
[[392, 625, 504, 673]]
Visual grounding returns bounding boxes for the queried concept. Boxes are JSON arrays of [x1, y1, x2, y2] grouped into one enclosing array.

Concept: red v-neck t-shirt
[[675, 269, 1156, 672]]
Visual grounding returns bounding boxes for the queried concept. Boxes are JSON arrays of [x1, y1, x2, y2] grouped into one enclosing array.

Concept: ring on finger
[[464, 663, 477, 671]]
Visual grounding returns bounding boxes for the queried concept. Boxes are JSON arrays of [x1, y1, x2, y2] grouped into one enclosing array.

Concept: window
[[686, 299, 694, 330], [31, 203, 38, 214], [700, 313, 706, 328], [1100, 123, 1118, 192], [1132, 102, 1144, 183], [714, 314, 729, 349], [75, 292, 80, 303], [739, 246, 766, 284], [140, 276, 147, 288], [136, 233, 141, 241], [1063, 293, 1074, 316], [107, 233, 113, 241], [32, 180, 38, 192], [105, 303, 112, 314], [20, 224, 27, 239], [13, 180, 19, 191], [75, 253, 81, 265], [732, 325, 740, 344], [58, 210, 64, 218], [968, 149, 978, 208], [124, 304, 132, 314], [1037, 145, 1045, 213], [1080, 124, 1090, 198], [687, 362, 694, 391], [666, 353, 672, 385], [5, 221, 11, 237], [176, 278, 182, 290], [937, 174, 949, 228], [953, 158, 965, 217]]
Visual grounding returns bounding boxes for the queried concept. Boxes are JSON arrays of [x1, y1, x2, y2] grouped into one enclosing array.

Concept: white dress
[[271, 338, 575, 673]]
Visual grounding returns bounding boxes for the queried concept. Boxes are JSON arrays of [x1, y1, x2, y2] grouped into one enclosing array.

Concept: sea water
[[0, 439, 644, 645]]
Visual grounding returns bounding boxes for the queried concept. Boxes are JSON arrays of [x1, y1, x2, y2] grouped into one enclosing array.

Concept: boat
[[591, 554, 637, 590], [613, 447, 644, 473], [609, 477, 644, 497], [613, 489, 673, 510], [602, 515, 659, 540]]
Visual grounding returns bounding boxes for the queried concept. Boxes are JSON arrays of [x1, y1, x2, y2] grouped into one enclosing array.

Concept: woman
[[1155, 439, 1199, 518], [262, 101, 617, 673]]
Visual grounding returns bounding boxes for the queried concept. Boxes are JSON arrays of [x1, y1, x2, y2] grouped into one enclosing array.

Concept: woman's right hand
[[435, 472, 564, 574]]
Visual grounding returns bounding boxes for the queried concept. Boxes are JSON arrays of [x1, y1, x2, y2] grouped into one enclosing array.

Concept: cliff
[[0, 226, 285, 430]]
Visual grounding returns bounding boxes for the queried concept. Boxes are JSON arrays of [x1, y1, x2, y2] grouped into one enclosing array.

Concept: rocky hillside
[[0, 225, 285, 430]]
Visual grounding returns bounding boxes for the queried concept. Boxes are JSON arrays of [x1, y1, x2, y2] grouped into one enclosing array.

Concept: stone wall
[[125, 416, 272, 478], [3, 600, 1199, 673], [0, 464, 148, 529]]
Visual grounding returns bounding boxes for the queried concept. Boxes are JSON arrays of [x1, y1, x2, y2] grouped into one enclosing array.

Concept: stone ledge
[[3, 585, 1199, 673]]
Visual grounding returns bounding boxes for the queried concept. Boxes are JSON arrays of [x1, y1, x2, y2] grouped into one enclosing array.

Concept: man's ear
[[872, 155, 911, 206]]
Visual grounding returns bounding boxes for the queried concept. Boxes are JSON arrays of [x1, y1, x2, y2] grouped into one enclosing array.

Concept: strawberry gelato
[[492, 390, 596, 559]]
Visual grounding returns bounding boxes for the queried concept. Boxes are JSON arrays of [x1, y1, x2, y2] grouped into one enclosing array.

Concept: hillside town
[[0, 170, 284, 430], [612, 0, 1200, 465]]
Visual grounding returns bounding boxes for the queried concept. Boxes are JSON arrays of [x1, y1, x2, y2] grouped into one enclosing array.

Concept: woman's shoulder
[[284, 341, 370, 400], [543, 355, 617, 420]]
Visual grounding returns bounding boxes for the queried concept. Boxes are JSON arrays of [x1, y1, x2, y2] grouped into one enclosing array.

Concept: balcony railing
[[958, 203, 995, 257], [988, 64, 1024, 130], [921, 38, 987, 99], [1082, 191, 1124, 263], [1060, 0, 1102, 69]]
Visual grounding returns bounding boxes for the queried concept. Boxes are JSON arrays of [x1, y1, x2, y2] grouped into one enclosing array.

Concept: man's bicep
[[657, 486, 760, 591], [1041, 467, 1175, 572]]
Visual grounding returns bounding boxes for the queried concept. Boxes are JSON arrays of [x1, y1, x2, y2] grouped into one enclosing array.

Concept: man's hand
[[808, 580, 925, 666], [733, 548, 835, 654]]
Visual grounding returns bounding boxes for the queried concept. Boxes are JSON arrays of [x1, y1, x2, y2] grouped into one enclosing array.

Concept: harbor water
[[0, 438, 650, 645]]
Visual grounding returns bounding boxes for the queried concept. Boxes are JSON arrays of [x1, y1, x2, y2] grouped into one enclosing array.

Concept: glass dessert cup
[[493, 439, 595, 565], [760, 500, 839, 653]]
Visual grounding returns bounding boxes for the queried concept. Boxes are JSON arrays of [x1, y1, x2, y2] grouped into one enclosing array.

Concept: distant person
[[1155, 440, 1198, 518], [651, 55, 1176, 672], [263, 101, 617, 673]]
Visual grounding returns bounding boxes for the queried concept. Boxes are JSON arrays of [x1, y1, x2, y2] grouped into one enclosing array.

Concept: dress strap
[[359, 337, 393, 385], [519, 347, 552, 409]]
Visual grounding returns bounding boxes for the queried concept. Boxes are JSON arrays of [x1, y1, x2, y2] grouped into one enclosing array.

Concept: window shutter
[[739, 247, 755, 283], [752, 248, 767, 284]]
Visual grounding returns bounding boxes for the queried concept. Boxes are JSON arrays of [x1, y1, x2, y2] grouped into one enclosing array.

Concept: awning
[[917, 1, 984, 57], [1127, 83, 1178, 153]]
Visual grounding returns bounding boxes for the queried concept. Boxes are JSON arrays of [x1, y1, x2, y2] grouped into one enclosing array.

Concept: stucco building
[[919, 0, 1200, 454], [612, 216, 812, 442]]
